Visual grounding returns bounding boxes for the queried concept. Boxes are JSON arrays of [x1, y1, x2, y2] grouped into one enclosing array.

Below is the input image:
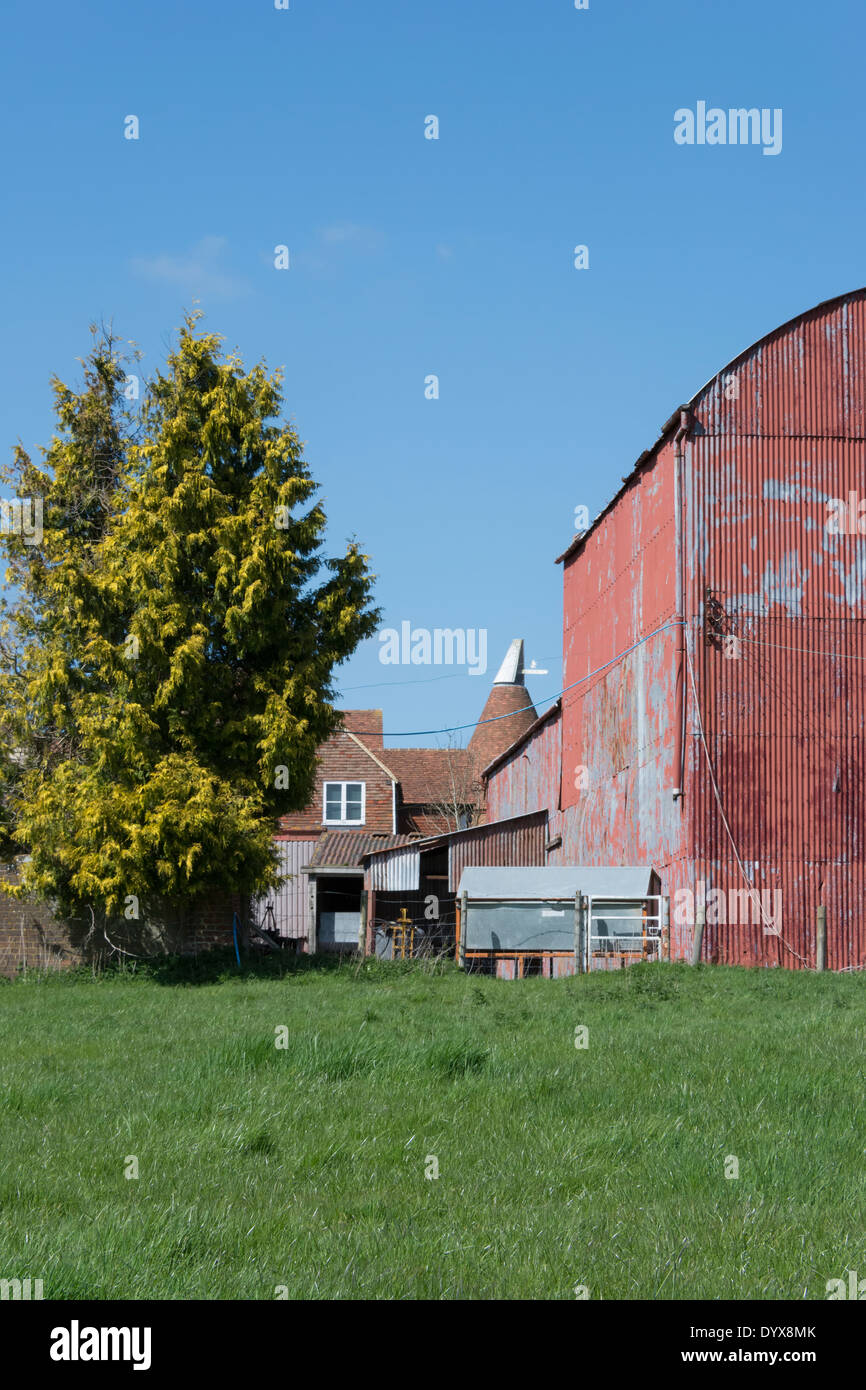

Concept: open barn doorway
[[316, 874, 363, 953]]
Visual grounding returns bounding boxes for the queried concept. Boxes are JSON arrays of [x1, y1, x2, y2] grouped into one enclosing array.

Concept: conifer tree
[[0, 315, 379, 945]]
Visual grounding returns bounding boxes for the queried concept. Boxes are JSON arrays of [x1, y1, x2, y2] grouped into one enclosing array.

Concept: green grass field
[[1, 954, 864, 1300]]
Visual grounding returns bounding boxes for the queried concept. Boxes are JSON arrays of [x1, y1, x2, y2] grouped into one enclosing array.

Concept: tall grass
[[0, 958, 864, 1299]]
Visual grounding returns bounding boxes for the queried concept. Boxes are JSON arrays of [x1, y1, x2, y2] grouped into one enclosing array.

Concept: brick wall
[[0, 864, 80, 975], [0, 862, 240, 976]]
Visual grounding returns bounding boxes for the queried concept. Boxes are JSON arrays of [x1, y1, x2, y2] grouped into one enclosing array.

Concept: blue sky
[[2, 0, 864, 746]]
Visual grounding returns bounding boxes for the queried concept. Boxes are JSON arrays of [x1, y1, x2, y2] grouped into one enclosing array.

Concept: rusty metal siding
[[559, 437, 688, 885], [685, 427, 866, 970], [693, 294, 866, 440], [257, 839, 317, 939], [447, 812, 548, 892], [495, 958, 520, 980], [485, 706, 562, 825]]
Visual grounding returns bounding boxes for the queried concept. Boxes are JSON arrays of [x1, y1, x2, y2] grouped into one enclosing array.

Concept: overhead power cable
[[350, 619, 684, 737]]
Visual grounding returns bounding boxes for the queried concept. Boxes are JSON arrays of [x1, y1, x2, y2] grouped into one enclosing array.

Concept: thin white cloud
[[130, 236, 249, 300], [319, 222, 383, 251]]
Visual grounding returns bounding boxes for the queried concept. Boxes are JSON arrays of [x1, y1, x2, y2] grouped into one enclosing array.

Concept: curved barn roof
[[556, 287, 866, 566], [688, 286, 866, 403]]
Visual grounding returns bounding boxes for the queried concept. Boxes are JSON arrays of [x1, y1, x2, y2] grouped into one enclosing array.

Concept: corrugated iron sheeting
[[694, 295, 866, 440], [368, 848, 421, 892], [310, 831, 419, 868], [494, 288, 866, 971], [558, 436, 685, 877], [686, 430, 866, 969], [255, 839, 317, 939], [447, 812, 547, 892], [485, 707, 562, 826]]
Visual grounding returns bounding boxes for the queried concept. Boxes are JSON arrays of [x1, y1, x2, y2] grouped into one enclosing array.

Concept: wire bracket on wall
[[703, 588, 734, 651]]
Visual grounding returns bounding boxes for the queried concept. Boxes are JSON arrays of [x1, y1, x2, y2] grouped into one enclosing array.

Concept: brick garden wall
[[0, 861, 240, 977], [0, 863, 80, 975]]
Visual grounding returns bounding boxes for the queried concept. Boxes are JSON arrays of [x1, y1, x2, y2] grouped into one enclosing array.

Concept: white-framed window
[[323, 781, 365, 825]]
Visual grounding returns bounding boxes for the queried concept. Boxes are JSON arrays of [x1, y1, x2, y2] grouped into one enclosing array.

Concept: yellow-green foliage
[[0, 317, 380, 918]]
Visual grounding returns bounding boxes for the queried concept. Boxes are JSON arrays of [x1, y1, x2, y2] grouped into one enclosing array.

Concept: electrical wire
[[739, 634, 866, 661], [350, 619, 684, 737], [339, 671, 481, 692], [339, 654, 561, 694]]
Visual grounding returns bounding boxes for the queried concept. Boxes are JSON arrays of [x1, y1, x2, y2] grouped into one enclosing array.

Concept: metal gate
[[586, 895, 664, 971]]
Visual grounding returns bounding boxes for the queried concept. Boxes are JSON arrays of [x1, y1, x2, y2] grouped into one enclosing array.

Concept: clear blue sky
[[2, 0, 864, 747]]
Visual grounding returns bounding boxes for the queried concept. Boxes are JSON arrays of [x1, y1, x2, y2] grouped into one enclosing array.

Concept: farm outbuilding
[[303, 831, 418, 953], [455, 865, 663, 977], [484, 288, 866, 972], [362, 810, 549, 958]]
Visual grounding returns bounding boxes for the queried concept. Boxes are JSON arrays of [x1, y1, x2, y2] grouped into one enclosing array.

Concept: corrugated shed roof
[[363, 809, 548, 857], [309, 831, 420, 869]]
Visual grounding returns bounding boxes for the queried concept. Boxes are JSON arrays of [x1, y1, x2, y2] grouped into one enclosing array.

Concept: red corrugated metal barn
[[486, 289, 866, 971]]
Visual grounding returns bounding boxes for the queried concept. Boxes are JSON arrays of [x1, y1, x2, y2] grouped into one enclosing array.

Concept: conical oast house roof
[[467, 639, 538, 775]]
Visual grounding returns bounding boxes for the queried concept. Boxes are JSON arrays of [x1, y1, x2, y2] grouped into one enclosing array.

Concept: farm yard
[[1, 957, 864, 1301]]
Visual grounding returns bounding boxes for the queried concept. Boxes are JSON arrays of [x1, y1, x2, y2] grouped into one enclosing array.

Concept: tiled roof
[[384, 747, 472, 804], [339, 710, 383, 748]]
